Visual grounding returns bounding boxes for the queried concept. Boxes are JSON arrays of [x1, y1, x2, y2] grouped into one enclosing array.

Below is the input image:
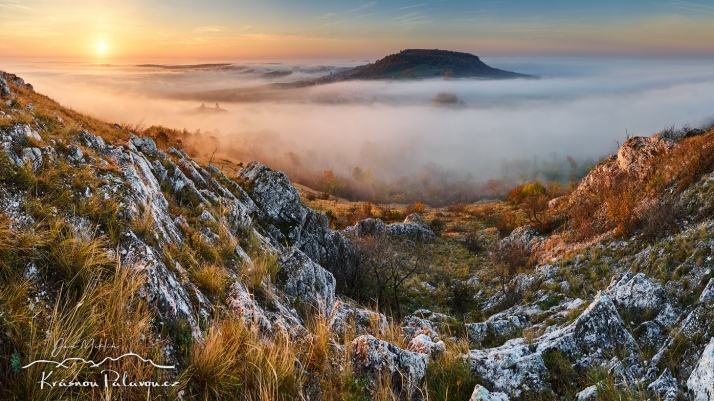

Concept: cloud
[[194, 26, 228, 33]]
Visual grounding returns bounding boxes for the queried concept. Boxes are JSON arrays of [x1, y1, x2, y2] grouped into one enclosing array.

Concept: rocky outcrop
[[121, 232, 205, 338], [123, 147, 184, 245], [616, 135, 674, 180], [469, 292, 639, 397], [700, 279, 714, 303], [688, 337, 714, 401], [328, 299, 389, 339], [0, 77, 12, 98], [344, 214, 435, 241], [351, 335, 429, 400], [387, 214, 435, 241], [236, 161, 357, 291]]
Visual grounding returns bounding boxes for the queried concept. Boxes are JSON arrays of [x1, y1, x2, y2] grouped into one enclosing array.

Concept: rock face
[[648, 369, 679, 401], [276, 246, 336, 315], [350, 335, 429, 400], [688, 337, 714, 401], [237, 161, 356, 291]]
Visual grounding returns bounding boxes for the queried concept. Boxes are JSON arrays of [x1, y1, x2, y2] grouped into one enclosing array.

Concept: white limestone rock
[[648, 368, 679, 401], [575, 385, 598, 401], [406, 333, 446, 358], [351, 334, 429, 400], [470, 385, 510, 401], [275, 246, 336, 315], [67, 145, 84, 162], [328, 299, 388, 339], [20, 147, 42, 172], [688, 337, 714, 401]]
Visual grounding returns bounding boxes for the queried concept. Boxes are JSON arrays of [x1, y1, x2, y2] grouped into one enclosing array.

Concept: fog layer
[[3, 58, 713, 181]]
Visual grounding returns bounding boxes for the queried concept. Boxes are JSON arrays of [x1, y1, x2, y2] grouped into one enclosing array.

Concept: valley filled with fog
[[3, 57, 714, 196]]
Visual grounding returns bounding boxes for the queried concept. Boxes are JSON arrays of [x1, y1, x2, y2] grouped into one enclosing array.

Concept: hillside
[[2, 70, 714, 400], [343, 49, 533, 80]]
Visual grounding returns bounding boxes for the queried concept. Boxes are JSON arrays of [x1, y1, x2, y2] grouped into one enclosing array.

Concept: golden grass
[[189, 264, 229, 302]]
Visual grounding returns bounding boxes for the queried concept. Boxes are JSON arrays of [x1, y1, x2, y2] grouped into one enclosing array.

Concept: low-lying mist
[[3, 57, 714, 205]]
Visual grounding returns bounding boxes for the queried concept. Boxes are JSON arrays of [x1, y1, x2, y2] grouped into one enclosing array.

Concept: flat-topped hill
[[345, 49, 533, 80]]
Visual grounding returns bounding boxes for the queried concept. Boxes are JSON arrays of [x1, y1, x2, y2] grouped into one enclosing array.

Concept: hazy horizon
[[3, 56, 713, 182], [2, 1, 714, 60]]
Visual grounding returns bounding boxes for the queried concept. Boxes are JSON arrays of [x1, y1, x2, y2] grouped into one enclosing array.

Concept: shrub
[[507, 181, 546, 205], [403, 202, 426, 215], [446, 203, 466, 213], [428, 217, 446, 236]]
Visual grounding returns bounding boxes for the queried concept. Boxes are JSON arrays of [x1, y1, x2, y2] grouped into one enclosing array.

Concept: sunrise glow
[[0, 0, 713, 61]]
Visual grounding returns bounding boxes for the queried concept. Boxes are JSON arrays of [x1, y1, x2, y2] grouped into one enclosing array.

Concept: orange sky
[[1, 0, 714, 61]]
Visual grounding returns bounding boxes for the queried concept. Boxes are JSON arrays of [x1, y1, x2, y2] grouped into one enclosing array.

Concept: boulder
[[575, 385, 598, 401], [236, 162, 356, 292], [130, 137, 158, 156], [351, 335, 429, 400], [387, 213, 435, 241], [329, 299, 388, 339], [406, 334, 445, 358], [617, 135, 673, 180], [81, 131, 106, 152], [344, 218, 387, 238], [469, 339, 548, 397], [470, 385, 510, 401], [67, 145, 84, 162]]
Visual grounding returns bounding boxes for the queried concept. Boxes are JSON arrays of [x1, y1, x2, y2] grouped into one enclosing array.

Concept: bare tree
[[489, 237, 532, 307], [351, 232, 429, 319]]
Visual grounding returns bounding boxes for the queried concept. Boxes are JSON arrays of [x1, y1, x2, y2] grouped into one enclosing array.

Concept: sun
[[97, 43, 107, 54]]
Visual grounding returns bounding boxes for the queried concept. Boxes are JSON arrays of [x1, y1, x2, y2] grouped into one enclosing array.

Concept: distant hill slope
[[344, 49, 533, 80]]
